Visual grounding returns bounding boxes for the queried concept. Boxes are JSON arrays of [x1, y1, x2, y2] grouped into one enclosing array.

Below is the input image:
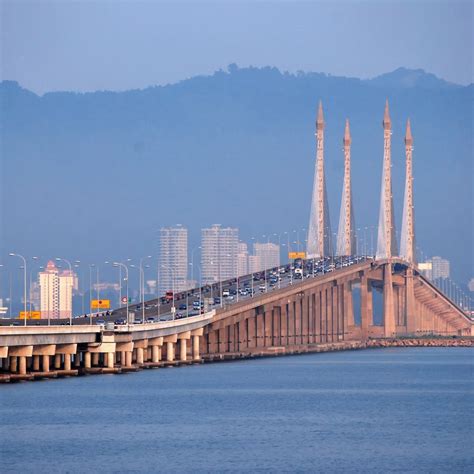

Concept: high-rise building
[[201, 224, 239, 283], [431, 256, 450, 280], [159, 225, 188, 295], [253, 243, 280, 271], [59, 270, 74, 318], [417, 261, 433, 280], [39, 260, 74, 319], [237, 242, 249, 277]]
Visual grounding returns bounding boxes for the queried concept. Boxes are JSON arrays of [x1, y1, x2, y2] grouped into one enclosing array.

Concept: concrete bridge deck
[[0, 258, 472, 383]]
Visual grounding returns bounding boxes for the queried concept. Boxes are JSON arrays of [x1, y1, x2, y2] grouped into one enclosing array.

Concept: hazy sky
[[1, 0, 473, 94]]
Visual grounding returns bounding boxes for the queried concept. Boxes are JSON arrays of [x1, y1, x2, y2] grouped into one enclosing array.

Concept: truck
[[165, 291, 173, 302]]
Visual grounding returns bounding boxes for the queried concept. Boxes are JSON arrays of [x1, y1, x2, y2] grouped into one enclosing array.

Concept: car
[[133, 319, 143, 324], [226, 295, 235, 301], [213, 297, 221, 305], [179, 304, 187, 310], [146, 317, 157, 323], [222, 289, 230, 297], [95, 319, 105, 325], [259, 285, 266, 292], [114, 318, 126, 325]]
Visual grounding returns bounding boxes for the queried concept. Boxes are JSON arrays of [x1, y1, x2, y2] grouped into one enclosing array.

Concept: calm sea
[[1, 348, 473, 473]]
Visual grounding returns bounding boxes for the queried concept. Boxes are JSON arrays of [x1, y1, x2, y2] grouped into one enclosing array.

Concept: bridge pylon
[[336, 119, 356, 256], [376, 100, 398, 260], [307, 101, 332, 259]]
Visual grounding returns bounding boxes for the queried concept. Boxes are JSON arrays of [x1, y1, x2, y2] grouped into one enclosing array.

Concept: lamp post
[[9, 253, 27, 326], [190, 246, 201, 287], [161, 264, 176, 319], [88, 264, 96, 324], [139, 256, 152, 323], [113, 262, 129, 324], [28, 256, 39, 315]]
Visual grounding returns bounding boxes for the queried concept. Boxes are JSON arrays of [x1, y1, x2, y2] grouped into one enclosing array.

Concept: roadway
[[0, 256, 371, 327]]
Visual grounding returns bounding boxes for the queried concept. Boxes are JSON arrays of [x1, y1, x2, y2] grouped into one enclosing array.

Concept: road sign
[[19, 311, 41, 320], [91, 299, 110, 309], [121, 296, 131, 304], [288, 252, 306, 260]]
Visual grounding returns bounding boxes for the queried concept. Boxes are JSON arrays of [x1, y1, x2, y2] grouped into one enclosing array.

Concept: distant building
[[417, 261, 433, 280], [253, 242, 280, 271], [39, 260, 74, 319], [201, 224, 239, 283], [248, 255, 261, 274], [431, 256, 450, 280], [159, 225, 188, 295], [237, 242, 249, 277], [29, 281, 40, 310]]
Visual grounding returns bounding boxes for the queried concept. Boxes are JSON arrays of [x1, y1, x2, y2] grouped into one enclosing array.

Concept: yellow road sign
[[19, 311, 41, 320], [288, 252, 306, 260], [91, 299, 110, 309]]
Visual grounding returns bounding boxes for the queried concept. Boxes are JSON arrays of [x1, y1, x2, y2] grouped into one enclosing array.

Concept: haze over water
[[1, 347, 472, 473]]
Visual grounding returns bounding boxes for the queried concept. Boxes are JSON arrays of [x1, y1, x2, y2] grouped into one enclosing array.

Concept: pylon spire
[[400, 118, 415, 263], [376, 100, 398, 259], [336, 119, 356, 256], [307, 100, 332, 259]]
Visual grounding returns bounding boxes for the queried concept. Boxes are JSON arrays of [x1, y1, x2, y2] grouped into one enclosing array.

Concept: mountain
[[0, 66, 472, 288], [367, 67, 460, 89]]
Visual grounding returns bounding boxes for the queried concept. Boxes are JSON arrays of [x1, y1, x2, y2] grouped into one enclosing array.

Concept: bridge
[[1, 101, 472, 382]]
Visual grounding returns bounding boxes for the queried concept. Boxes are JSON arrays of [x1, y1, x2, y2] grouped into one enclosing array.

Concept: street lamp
[[113, 262, 129, 324], [190, 246, 201, 287], [9, 253, 27, 326], [139, 255, 152, 323], [161, 264, 176, 319]]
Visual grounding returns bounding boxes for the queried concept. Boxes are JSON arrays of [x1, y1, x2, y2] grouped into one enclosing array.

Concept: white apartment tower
[[201, 224, 239, 283], [159, 225, 188, 295], [39, 260, 74, 319]]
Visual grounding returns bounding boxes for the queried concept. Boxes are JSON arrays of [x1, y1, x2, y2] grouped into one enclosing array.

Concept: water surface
[[1, 348, 473, 473]]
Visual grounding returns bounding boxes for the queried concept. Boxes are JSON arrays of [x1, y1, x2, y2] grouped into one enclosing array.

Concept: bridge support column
[[264, 309, 273, 347], [54, 354, 61, 369], [248, 314, 257, 348], [136, 348, 144, 365], [166, 343, 174, 361], [10, 356, 18, 373], [255, 312, 263, 348], [19, 356, 27, 375], [406, 267, 416, 334], [92, 353, 99, 366], [33, 355, 40, 371], [106, 352, 114, 369], [74, 353, 81, 367], [84, 352, 91, 369], [360, 275, 372, 340], [189, 329, 203, 360], [64, 354, 71, 371], [164, 334, 177, 362], [152, 345, 160, 363], [179, 340, 187, 361], [193, 336, 200, 360], [125, 351, 133, 367], [344, 281, 354, 327], [43, 355, 50, 372], [383, 263, 396, 337]]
